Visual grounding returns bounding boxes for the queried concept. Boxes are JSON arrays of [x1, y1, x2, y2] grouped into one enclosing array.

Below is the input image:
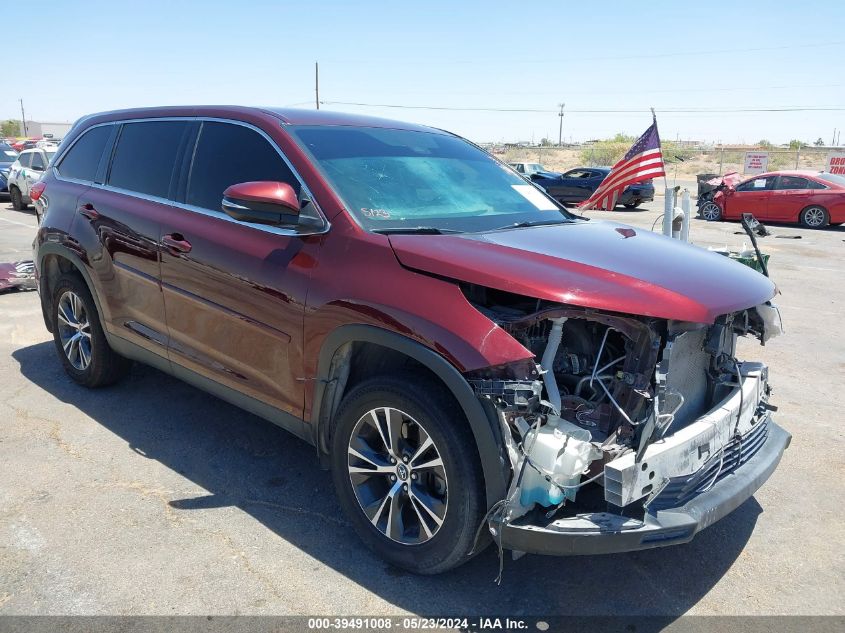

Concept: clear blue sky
[[4, 0, 844, 144]]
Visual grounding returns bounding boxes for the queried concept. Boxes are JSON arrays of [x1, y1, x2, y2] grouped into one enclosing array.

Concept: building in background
[[11, 120, 72, 140]]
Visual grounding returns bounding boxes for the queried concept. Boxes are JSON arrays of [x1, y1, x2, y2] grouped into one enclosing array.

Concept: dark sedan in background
[[531, 166, 655, 208]]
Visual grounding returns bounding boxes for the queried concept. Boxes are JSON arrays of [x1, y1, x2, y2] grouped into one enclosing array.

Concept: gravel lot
[[0, 199, 843, 617]]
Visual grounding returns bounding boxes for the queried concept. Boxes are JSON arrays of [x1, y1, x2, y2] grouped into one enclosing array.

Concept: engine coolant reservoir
[[519, 416, 601, 508]]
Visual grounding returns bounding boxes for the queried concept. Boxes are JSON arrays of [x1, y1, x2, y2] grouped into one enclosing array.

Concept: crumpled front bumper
[[494, 419, 790, 556]]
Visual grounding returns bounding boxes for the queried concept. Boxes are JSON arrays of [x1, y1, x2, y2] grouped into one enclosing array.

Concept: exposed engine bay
[[463, 283, 783, 530]]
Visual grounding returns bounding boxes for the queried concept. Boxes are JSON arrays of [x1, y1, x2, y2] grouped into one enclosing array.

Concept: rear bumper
[[495, 420, 790, 556], [620, 188, 655, 204]]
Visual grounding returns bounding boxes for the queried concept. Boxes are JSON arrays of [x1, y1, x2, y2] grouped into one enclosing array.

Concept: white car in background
[[508, 161, 561, 179], [7, 146, 58, 218]]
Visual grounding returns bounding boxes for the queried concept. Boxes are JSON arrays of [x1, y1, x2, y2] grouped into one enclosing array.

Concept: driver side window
[[564, 169, 591, 179], [736, 177, 773, 191], [187, 121, 300, 212]]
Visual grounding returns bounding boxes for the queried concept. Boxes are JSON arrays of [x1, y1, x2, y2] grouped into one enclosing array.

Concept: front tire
[[10, 186, 26, 211], [50, 273, 131, 387], [623, 201, 641, 209], [330, 372, 486, 574], [701, 201, 722, 221], [800, 205, 829, 228]]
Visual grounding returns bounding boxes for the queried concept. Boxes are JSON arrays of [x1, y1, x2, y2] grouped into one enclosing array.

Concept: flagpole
[[653, 107, 673, 236], [651, 107, 670, 193]]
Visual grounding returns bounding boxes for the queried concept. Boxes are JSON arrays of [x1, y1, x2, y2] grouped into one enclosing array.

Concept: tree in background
[[579, 132, 636, 165], [757, 139, 773, 148], [1, 120, 21, 137], [814, 137, 825, 146], [788, 139, 805, 150]]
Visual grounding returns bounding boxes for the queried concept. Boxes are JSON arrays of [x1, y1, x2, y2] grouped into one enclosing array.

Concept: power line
[[390, 82, 845, 98], [320, 40, 845, 66], [320, 100, 845, 114]]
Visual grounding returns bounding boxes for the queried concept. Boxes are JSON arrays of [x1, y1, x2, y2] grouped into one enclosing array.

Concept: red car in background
[[11, 139, 39, 152], [705, 170, 845, 228]]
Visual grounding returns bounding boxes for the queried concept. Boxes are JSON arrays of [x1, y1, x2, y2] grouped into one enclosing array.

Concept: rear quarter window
[[108, 121, 191, 199], [56, 125, 112, 182]]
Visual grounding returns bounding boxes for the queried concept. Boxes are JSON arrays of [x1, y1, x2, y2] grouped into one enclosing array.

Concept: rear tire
[[799, 205, 828, 229], [50, 273, 131, 388], [330, 372, 487, 574], [10, 186, 26, 211], [623, 201, 641, 209]]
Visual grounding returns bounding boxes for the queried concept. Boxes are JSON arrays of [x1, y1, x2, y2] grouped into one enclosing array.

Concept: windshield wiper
[[491, 218, 573, 231], [371, 226, 463, 235]]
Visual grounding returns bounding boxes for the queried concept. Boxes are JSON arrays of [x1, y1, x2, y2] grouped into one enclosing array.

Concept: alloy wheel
[[56, 290, 93, 371], [701, 202, 721, 221], [347, 407, 448, 544], [803, 207, 826, 227]]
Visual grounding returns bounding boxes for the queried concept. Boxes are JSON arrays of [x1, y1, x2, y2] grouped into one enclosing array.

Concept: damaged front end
[[464, 284, 791, 557]]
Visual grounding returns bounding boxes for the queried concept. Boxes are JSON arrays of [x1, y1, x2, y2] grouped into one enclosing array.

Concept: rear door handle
[[78, 203, 100, 220], [162, 233, 192, 254]]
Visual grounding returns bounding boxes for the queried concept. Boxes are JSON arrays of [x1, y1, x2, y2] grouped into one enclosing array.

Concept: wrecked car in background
[[33, 107, 789, 576], [0, 260, 36, 293]]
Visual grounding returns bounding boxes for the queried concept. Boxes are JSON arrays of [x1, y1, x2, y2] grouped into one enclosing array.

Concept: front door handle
[[162, 233, 192, 254]]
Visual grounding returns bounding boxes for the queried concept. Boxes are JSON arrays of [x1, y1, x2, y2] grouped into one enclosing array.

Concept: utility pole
[[315, 62, 320, 110], [557, 103, 565, 147], [832, 128, 837, 146], [19, 98, 27, 135]]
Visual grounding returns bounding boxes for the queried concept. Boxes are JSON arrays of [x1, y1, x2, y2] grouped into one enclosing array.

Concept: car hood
[[388, 221, 776, 323]]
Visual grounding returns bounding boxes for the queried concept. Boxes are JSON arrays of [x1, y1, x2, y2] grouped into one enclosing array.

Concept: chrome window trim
[[51, 115, 330, 238]]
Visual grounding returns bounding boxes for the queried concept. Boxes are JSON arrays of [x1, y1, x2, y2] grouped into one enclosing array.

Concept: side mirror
[[222, 181, 300, 226]]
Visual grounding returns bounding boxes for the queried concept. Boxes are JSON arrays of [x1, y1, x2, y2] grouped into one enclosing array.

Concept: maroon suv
[[33, 106, 790, 574]]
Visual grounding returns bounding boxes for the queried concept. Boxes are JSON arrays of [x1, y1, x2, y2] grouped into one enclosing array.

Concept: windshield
[[291, 126, 573, 232], [45, 151, 57, 162]]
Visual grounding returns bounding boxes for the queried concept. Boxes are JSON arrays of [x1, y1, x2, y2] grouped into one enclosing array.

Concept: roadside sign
[[744, 152, 769, 174], [826, 151, 845, 175]]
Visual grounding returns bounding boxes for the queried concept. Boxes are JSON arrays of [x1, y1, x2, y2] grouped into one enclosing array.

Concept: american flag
[[579, 121, 665, 211]]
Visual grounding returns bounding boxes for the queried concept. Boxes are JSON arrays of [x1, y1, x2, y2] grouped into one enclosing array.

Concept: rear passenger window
[[807, 179, 827, 189], [186, 121, 299, 212], [109, 121, 190, 199], [777, 176, 809, 190], [57, 125, 112, 182]]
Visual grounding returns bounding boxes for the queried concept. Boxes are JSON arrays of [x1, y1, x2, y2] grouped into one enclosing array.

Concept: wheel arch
[[37, 244, 105, 335], [312, 324, 509, 509]]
